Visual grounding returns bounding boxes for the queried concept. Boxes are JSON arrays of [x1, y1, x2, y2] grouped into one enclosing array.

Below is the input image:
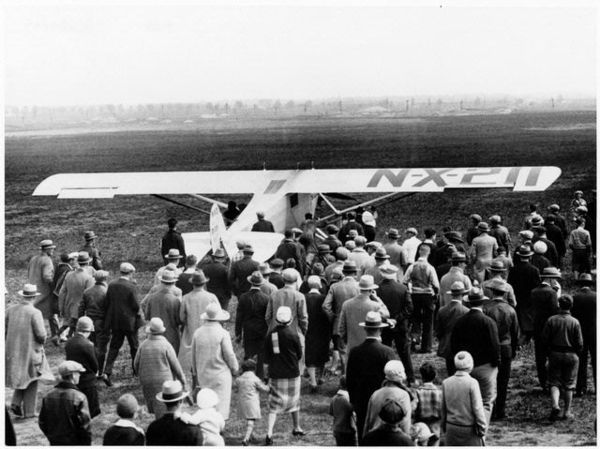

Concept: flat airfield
[[4, 110, 597, 445]]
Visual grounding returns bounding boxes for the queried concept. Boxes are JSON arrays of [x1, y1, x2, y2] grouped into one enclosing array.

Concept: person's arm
[[42, 258, 54, 286], [38, 398, 49, 436], [222, 331, 239, 374], [338, 307, 347, 343], [167, 343, 187, 388], [470, 380, 487, 437], [76, 397, 92, 445], [298, 296, 308, 335], [32, 310, 47, 344], [78, 292, 88, 318], [322, 288, 335, 321], [235, 296, 244, 341], [58, 279, 68, 317]]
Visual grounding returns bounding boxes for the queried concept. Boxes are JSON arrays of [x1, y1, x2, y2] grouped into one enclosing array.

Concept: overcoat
[[59, 268, 94, 320], [144, 284, 182, 353], [5, 302, 54, 389], [28, 253, 55, 318]]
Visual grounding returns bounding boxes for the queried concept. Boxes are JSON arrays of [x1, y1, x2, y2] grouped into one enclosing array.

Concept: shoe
[[575, 390, 585, 398], [242, 439, 250, 446], [10, 404, 22, 417], [265, 436, 273, 446], [309, 384, 318, 394], [292, 429, 306, 436], [549, 408, 561, 421], [561, 411, 575, 420], [101, 374, 113, 387]]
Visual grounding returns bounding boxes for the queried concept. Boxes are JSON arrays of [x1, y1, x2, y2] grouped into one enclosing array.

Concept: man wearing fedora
[[161, 217, 186, 267], [466, 214, 482, 246], [572, 273, 596, 397], [364, 247, 391, 285], [346, 311, 397, 442], [28, 239, 59, 342], [201, 248, 233, 310], [403, 244, 439, 353], [274, 230, 305, 276], [435, 281, 470, 376], [58, 252, 95, 339], [102, 262, 141, 386], [146, 380, 203, 445], [154, 249, 184, 285], [323, 260, 360, 373], [144, 270, 183, 353], [79, 270, 110, 370], [258, 263, 279, 296], [175, 255, 198, 296], [65, 316, 100, 418], [378, 264, 415, 385], [81, 230, 103, 271], [269, 258, 286, 288], [251, 211, 275, 232], [338, 274, 390, 354], [451, 288, 500, 424], [178, 270, 220, 375], [483, 279, 519, 420], [482, 260, 516, 308], [488, 215, 511, 254], [544, 214, 566, 268], [508, 244, 541, 344], [135, 318, 187, 419], [39, 360, 91, 445], [383, 228, 407, 272], [469, 222, 498, 284], [236, 271, 271, 379], [230, 244, 261, 297], [439, 252, 472, 308], [324, 247, 349, 284], [530, 267, 561, 392], [6, 284, 54, 419], [324, 224, 342, 253]]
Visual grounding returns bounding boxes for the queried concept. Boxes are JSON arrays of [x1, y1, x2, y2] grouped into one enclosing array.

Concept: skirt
[[268, 377, 301, 414]]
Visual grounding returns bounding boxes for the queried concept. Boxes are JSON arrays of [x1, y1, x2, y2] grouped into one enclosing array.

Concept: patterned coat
[[144, 284, 182, 353], [5, 302, 54, 389], [134, 334, 186, 416], [59, 268, 94, 320], [27, 253, 55, 318], [191, 321, 239, 419]]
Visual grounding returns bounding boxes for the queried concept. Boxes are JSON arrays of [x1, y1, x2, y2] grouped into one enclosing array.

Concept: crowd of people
[[4, 190, 596, 446]]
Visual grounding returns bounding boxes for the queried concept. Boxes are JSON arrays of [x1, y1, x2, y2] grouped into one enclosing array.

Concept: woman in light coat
[[441, 351, 487, 446], [191, 303, 239, 419], [134, 317, 187, 418], [6, 284, 54, 418]]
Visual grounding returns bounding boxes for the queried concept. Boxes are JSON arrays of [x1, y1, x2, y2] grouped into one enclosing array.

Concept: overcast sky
[[3, 2, 597, 106]]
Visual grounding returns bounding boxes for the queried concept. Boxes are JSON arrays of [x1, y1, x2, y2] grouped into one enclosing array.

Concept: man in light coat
[[470, 222, 498, 284], [6, 284, 54, 418], [59, 252, 95, 338], [28, 239, 58, 341], [144, 270, 183, 354], [439, 252, 472, 308]]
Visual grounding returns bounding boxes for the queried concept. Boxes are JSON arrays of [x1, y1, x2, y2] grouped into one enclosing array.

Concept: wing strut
[[317, 192, 417, 225], [152, 194, 211, 215]]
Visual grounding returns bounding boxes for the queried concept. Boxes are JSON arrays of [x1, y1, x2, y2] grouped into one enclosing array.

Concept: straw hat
[[156, 380, 188, 403], [18, 283, 41, 298], [201, 303, 230, 321]]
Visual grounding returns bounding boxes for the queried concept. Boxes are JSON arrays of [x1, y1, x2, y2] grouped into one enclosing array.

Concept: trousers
[[382, 325, 415, 383], [411, 293, 436, 352], [533, 333, 548, 388], [577, 335, 596, 394], [470, 363, 498, 425], [494, 345, 512, 416], [11, 381, 38, 417], [103, 329, 139, 376]]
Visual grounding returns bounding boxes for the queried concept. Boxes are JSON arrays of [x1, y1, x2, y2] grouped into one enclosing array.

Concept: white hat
[[196, 388, 219, 409], [384, 360, 406, 383]]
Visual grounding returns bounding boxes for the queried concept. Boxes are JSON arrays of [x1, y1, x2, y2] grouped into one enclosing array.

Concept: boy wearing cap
[[6, 284, 54, 418], [103, 394, 145, 445], [572, 273, 596, 397], [65, 316, 100, 417], [58, 253, 95, 338], [542, 295, 583, 420], [483, 280, 519, 420], [329, 376, 357, 446], [28, 239, 59, 340], [39, 361, 91, 445]]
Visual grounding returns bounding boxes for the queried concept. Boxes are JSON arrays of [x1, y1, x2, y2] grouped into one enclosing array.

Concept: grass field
[[4, 111, 597, 445]]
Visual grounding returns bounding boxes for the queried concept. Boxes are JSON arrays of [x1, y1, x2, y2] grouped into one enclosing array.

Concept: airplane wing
[[33, 166, 561, 198]]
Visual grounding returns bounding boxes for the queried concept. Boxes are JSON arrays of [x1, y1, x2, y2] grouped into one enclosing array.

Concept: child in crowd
[[178, 388, 225, 446], [235, 359, 270, 446], [103, 394, 145, 445], [329, 376, 357, 446], [413, 362, 442, 445]]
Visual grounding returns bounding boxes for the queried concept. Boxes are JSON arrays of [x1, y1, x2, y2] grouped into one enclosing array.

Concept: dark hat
[[469, 214, 482, 222], [342, 260, 358, 274], [530, 215, 544, 227], [488, 260, 507, 272], [247, 271, 266, 286], [378, 399, 405, 424], [487, 278, 509, 294], [466, 288, 489, 305], [540, 267, 562, 279], [326, 224, 339, 234], [548, 204, 560, 212], [374, 247, 390, 260], [516, 244, 534, 257], [451, 252, 467, 263], [84, 231, 97, 241], [242, 245, 255, 254], [213, 248, 226, 259], [386, 228, 400, 239], [558, 294, 573, 310], [359, 311, 389, 329], [77, 251, 91, 264], [477, 222, 490, 232], [270, 258, 284, 268], [444, 231, 464, 243], [167, 217, 178, 228], [190, 271, 210, 285], [576, 273, 595, 285], [489, 215, 501, 224], [317, 244, 332, 254]]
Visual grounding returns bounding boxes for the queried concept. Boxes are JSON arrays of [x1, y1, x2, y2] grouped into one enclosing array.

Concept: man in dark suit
[[531, 226, 559, 267], [435, 281, 469, 376], [200, 248, 232, 310], [507, 245, 541, 344], [377, 265, 414, 384], [251, 211, 275, 232], [102, 262, 140, 386], [146, 380, 203, 445], [530, 267, 560, 391], [483, 279, 519, 420], [545, 215, 566, 268], [65, 317, 100, 418], [229, 245, 260, 298], [273, 230, 305, 276], [160, 218, 186, 266], [451, 288, 500, 424], [572, 273, 596, 397], [346, 311, 397, 442]]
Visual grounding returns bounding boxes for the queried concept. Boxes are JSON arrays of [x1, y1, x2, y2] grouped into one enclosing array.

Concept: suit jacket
[[435, 301, 469, 359], [339, 295, 390, 351], [273, 239, 304, 275], [322, 277, 360, 333], [236, 288, 270, 341], [28, 253, 55, 318], [146, 413, 203, 446], [533, 237, 559, 267], [530, 283, 559, 336], [572, 288, 596, 341], [229, 257, 260, 296], [39, 382, 91, 445], [201, 261, 232, 306], [65, 333, 99, 386], [451, 309, 500, 367], [483, 299, 519, 354], [59, 269, 95, 320], [346, 338, 397, 421], [507, 260, 540, 331], [546, 223, 566, 258], [377, 279, 412, 332], [266, 286, 309, 336], [104, 277, 140, 333], [161, 230, 186, 264], [79, 282, 107, 321]]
